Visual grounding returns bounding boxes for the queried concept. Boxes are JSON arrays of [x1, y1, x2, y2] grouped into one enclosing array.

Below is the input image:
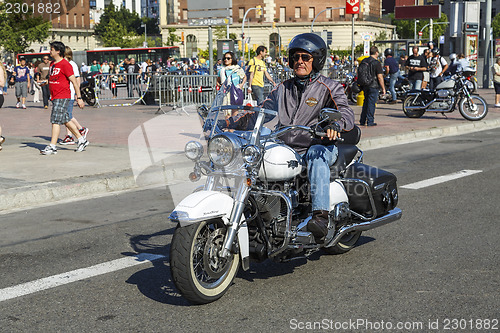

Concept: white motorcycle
[[169, 85, 402, 304]]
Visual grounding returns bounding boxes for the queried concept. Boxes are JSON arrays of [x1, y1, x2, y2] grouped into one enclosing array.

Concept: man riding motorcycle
[[261, 33, 355, 241]]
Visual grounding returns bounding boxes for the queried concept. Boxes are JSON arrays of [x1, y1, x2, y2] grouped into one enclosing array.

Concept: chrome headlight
[[243, 145, 262, 165], [184, 141, 204, 160], [208, 135, 237, 167]]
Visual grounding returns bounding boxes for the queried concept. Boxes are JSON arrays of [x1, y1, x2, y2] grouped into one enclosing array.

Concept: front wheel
[[465, 78, 477, 93], [170, 220, 240, 304], [323, 231, 362, 255], [403, 95, 426, 118], [458, 95, 488, 121]]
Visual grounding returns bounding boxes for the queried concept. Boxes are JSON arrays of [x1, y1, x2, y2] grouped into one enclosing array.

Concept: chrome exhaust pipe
[[325, 208, 402, 248]]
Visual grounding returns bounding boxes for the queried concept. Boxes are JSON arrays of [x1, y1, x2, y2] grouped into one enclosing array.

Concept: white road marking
[[0, 253, 166, 303], [401, 170, 483, 190]]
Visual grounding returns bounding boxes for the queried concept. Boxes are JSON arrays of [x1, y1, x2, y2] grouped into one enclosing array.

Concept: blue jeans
[[303, 144, 339, 211], [389, 71, 399, 101], [251, 85, 264, 105], [409, 79, 422, 90], [361, 87, 379, 125]]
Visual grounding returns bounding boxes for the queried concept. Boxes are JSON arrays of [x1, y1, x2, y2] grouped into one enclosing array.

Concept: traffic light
[[256, 5, 262, 16]]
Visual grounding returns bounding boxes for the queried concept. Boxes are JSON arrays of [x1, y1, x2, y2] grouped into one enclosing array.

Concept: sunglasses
[[224, 57, 232, 61], [293, 53, 313, 62], [43, 58, 49, 60]]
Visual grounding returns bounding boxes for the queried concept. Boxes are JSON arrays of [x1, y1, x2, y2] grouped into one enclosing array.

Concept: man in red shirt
[[40, 41, 89, 155]]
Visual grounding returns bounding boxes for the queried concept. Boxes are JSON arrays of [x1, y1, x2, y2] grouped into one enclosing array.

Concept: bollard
[[357, 90, 364, 106]]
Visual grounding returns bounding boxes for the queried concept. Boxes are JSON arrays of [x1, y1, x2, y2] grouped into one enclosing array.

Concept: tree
[[99, 18, 134, 48], [493, 13, 500, 39], [95, 5, 159, 38], [391, 13, 449, 42], [0, 0, 51, 54], [165, 28, 181, 46]]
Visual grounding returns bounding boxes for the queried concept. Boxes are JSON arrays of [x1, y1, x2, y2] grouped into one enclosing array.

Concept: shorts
[[423, 72, 430, 82], [494, 82, 500, 94], [50, 99, 71, 125], [67, 100, 74, 119], [15, 81, 28, 98]]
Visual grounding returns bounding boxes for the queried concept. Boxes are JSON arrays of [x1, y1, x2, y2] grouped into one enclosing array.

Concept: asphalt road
[[1, 129, 499, 333]]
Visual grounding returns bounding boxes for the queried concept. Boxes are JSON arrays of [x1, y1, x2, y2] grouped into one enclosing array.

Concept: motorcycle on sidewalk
[[80, 71, 99, 106], [402, 71, 488, 121], [168, 82, 402, 304], [384, 74, 411, 101]]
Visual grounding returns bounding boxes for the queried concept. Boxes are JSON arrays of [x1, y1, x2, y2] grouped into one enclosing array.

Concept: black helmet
[[431, 48, 440, 55], [384, 48, 393, 57], [288, 33, 327, 72]]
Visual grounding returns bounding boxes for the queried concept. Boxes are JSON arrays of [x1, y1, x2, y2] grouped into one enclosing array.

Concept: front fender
[[169, 190, 234, 227]]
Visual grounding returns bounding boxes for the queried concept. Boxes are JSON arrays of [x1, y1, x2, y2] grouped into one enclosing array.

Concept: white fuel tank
[[329, 180, 349, 210], [258, 142, 304, 181], [435, 79, 455, 90]]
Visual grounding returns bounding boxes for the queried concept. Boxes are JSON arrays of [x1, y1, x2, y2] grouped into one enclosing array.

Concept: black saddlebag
[[343, 162, 398, 217]]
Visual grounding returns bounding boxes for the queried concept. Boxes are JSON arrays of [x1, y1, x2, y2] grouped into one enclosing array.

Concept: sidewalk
[[1, 87, 499, 212]]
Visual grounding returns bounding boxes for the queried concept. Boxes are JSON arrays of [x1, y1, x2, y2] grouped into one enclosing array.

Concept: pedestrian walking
[[493, 57, 500, 107], [32, 60, 42, 103], [359, 46, 386, 127], [40, 41, 88, 155], [37, 55, 51, 109], [405, 46, 427, 90], [59, 46, 89, 146], [383, 48, 399, 104], [421, 49, 431, 89], [80, 62, 89, 81], [247, 45, 276, 105], [0, 62, 6, 108], [13, 57, 30, 109]]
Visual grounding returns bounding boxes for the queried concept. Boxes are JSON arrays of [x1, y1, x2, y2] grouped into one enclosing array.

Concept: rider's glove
[[324, 122, 341, 133]]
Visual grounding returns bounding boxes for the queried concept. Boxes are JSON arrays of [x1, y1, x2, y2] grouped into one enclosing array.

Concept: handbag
[[243, 92, 257, 107], [229, 84, 244, 105]]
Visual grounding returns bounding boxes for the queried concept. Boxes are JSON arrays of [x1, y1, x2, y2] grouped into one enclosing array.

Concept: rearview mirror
[[320, 108, 342, 122]]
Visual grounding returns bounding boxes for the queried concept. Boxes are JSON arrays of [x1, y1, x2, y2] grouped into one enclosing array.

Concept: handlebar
[[268, 125, 344, 143]]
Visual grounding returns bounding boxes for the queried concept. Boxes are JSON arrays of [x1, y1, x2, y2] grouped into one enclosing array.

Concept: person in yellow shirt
[[247, 46, 276, 105]]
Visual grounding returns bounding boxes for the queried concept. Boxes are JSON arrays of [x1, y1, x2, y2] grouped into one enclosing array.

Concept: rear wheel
[[170, 220, 240, 304], [81, 87, 96, 106], [459, 95, 488, 121], [323, 231, 362, 255], [403, 95, 425, 118]]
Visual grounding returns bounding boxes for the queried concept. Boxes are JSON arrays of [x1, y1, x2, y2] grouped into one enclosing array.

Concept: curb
[[358, 118, 500, 151], [2, 119, 500, 213]]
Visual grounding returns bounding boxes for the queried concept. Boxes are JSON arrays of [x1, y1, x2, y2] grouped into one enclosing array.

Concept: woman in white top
[[493, 57, 500, 107]]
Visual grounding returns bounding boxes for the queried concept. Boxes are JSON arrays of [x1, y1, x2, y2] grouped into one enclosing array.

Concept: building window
[[74, 13, 77, 27], [239, 7, 244, 19], [325, 7, 332, 19], [90, 0, 96, 8], [82, 14, 85, 27], [66, 13, 69, 27], [308, 7, 314, 19], [280, 7, 286, 22], [295, 7, 301, 19], [183, 9, 187, 20], [339, 8, 345, 19]]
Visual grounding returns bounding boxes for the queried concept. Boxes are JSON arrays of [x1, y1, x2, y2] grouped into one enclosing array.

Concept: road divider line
[[0, 253, 166, 303], [401, 170, 483, 190]]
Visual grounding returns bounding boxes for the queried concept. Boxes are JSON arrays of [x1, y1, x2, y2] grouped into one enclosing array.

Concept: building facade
[[159, 0, 394, 58]]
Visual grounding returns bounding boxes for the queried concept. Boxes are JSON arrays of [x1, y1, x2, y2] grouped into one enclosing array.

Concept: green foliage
[[166, 28, 181, 46], [493, 13, 500, 39], [99, 18, 134, 48], [0, 0, 51, 54], [390, 12, 449, 42]]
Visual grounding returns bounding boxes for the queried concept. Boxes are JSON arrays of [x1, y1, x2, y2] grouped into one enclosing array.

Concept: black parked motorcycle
[[80, 71, 99, 106], [402, 71, 487, 121], [384, 74, 411, 101]]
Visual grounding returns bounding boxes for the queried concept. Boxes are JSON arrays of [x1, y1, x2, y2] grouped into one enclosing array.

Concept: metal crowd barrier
[[153, 74, 218, 115], [91, 73, 151, 107]]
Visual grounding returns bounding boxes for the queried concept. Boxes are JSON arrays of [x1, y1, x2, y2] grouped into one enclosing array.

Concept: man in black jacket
[[360, 46, 386, 127]]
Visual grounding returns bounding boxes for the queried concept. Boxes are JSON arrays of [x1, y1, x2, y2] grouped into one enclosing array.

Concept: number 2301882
[[5, 1, 61, 15]]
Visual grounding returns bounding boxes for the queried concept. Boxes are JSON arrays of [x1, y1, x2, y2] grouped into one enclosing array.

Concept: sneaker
[[388, 100, 397, 104], [22, 104, 26, 109], [0, 136, 5, 145], [40, 145, 57, 155], [60, 135, 75, 145], [495, 103, 500, 107], [75, 140, 89, 152], [79, 127, 89, 139], [367, 123, 378, 127], [16, 102, 20, 108], [44, 105, 48, 109]]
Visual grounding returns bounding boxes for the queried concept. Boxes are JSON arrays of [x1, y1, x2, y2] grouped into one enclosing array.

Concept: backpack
[[357, 57, 375, 87]]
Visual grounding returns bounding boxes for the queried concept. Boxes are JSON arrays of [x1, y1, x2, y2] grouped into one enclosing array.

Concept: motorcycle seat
[[330, 144, 359, 179]]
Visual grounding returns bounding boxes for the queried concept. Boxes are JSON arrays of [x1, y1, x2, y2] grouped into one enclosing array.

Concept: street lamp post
[[414, 20, 419, 42], [141, 23, 147, 48], [310, 7, 346, 33], [241, 6, 262, 61]]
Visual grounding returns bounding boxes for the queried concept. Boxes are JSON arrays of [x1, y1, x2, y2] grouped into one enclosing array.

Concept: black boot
[[307, 210, 330, 242]]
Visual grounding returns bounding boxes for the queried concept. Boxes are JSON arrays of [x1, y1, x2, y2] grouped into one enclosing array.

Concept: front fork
[[219, 181, 250, 259]]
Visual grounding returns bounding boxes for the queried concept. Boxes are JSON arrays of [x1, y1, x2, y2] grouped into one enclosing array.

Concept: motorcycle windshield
[[202, 81, 277, 141]]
